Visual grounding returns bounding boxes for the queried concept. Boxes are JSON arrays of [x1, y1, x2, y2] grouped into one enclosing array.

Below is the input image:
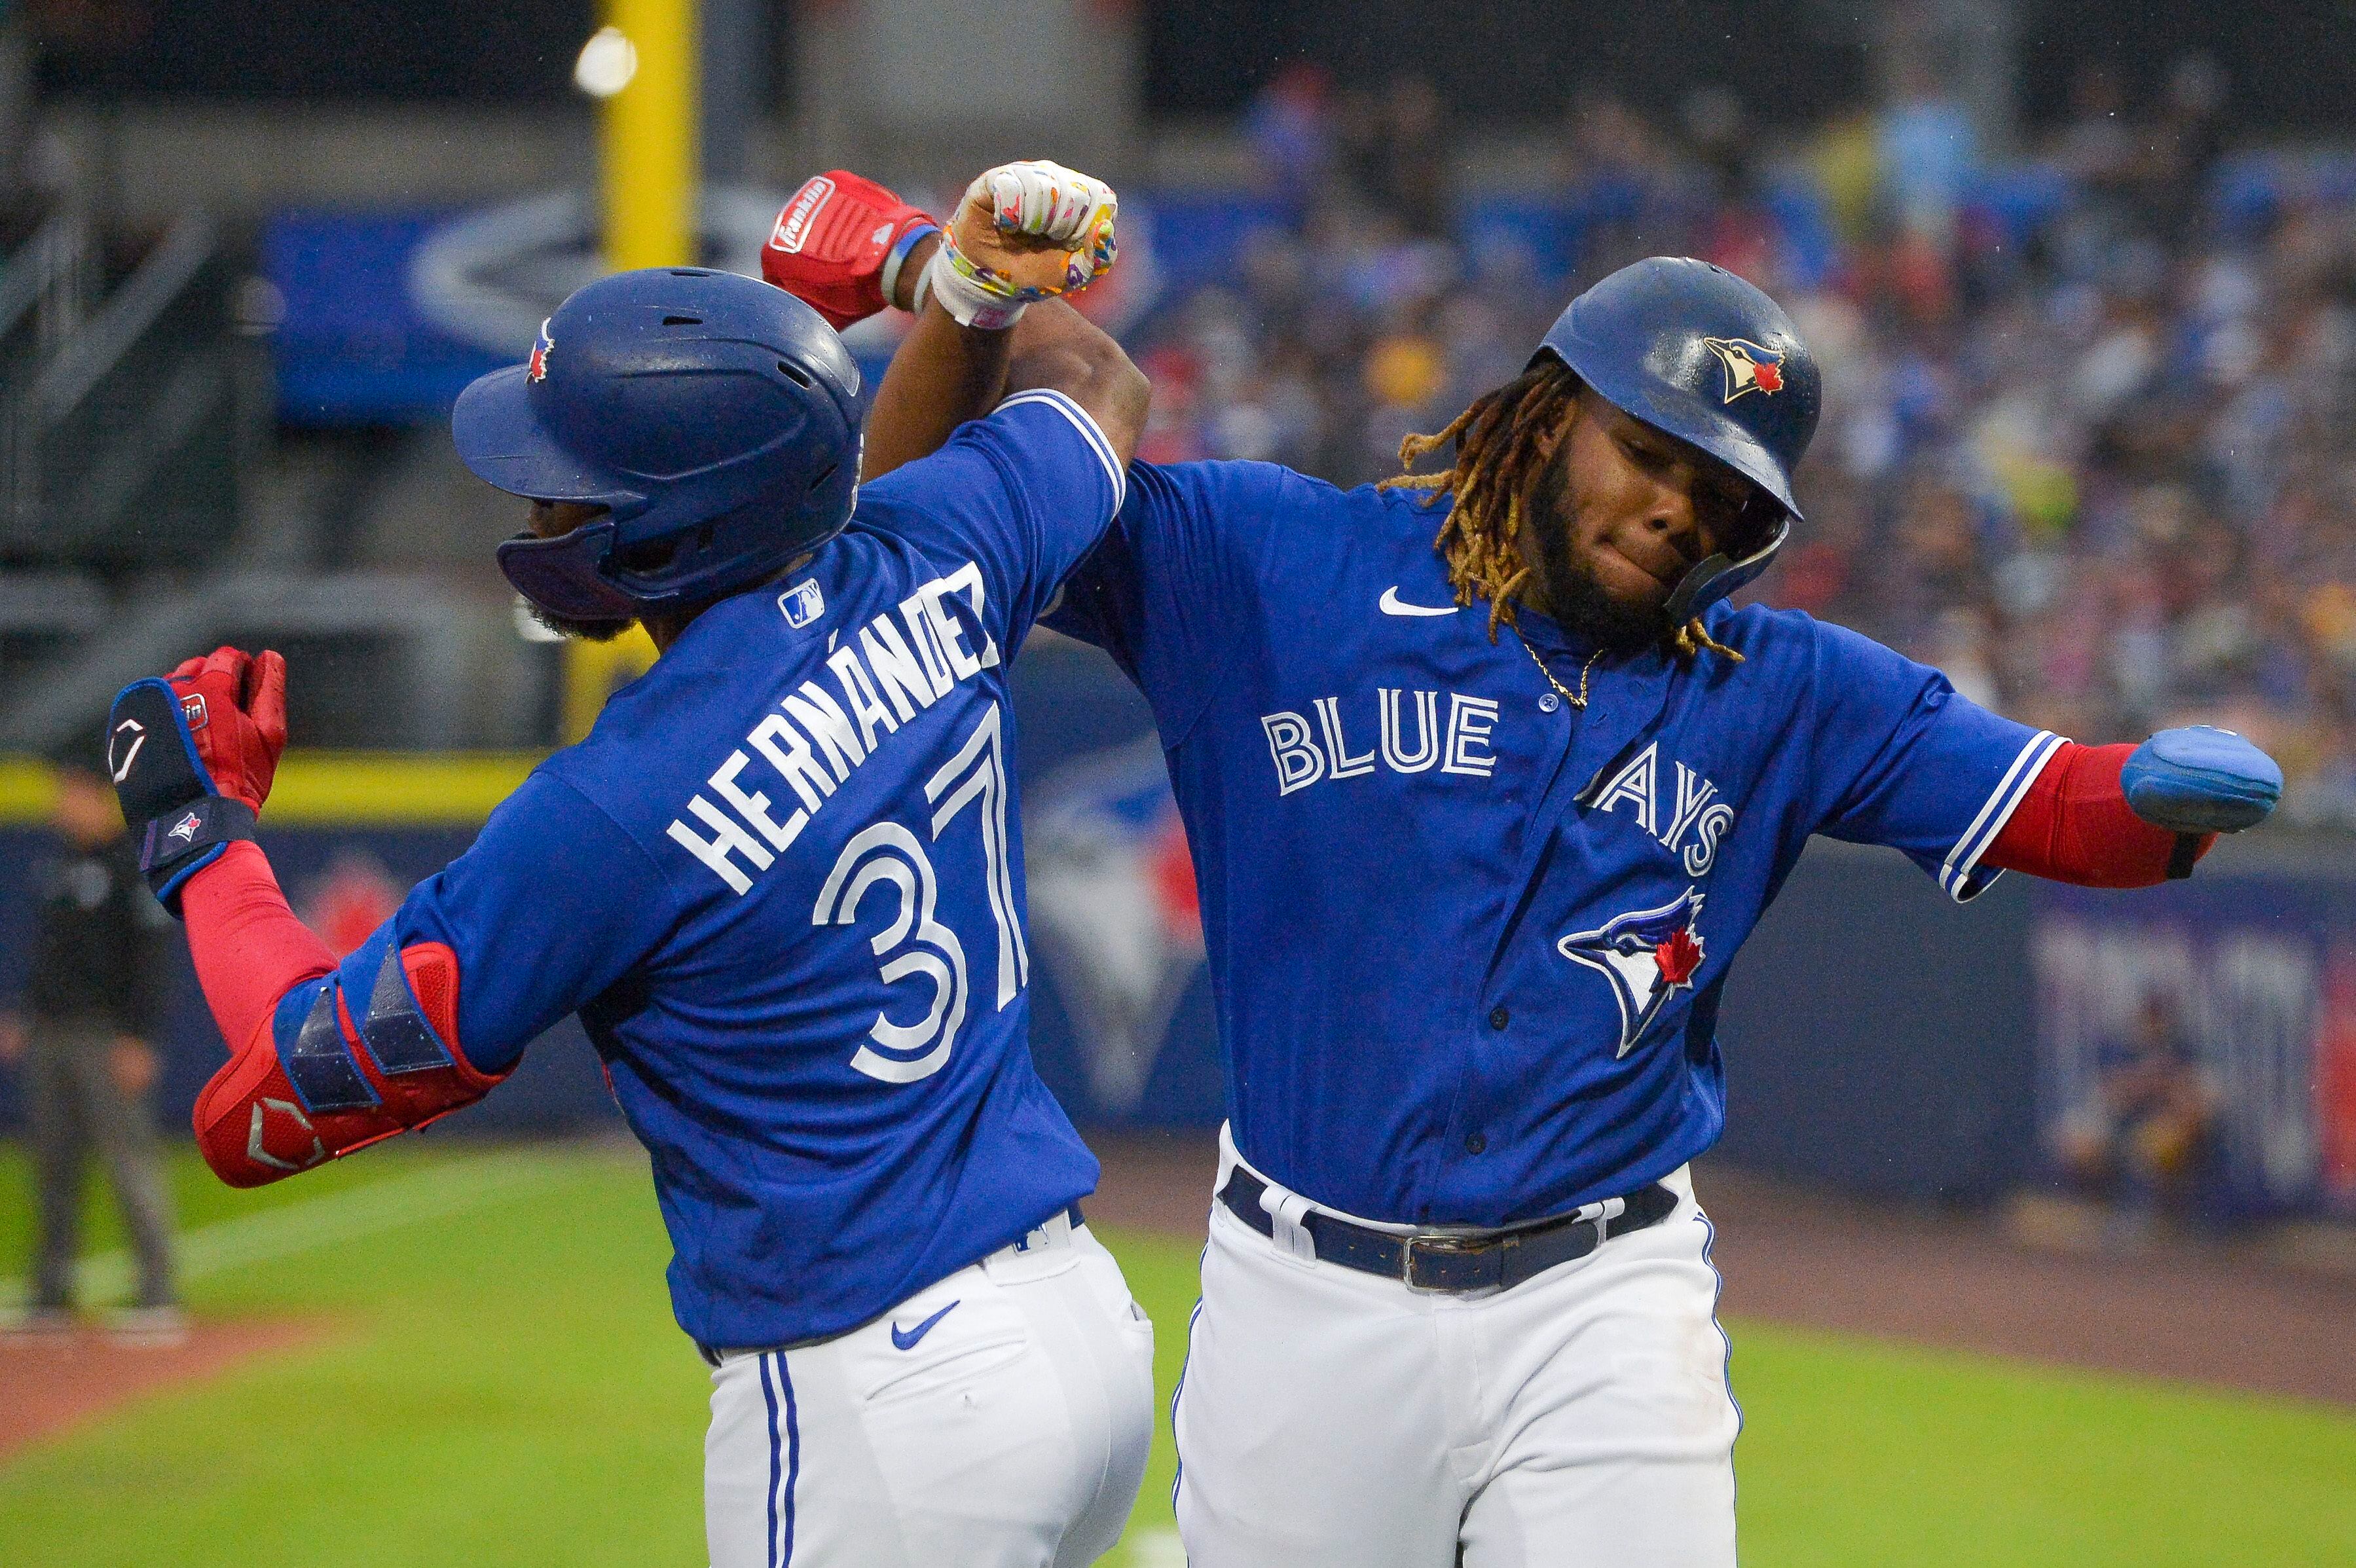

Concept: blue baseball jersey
[[1045, 460, 2060, 1226], [287, 391, 1128, 1347]]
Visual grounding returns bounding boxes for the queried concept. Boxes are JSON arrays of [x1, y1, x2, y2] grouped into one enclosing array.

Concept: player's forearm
[[887, 232, 940, 312], [867, 296, 1146, 481], [864, 296, 1020, 481], [181, 841, 340, 1051], [1006, 300, 1148, 464]]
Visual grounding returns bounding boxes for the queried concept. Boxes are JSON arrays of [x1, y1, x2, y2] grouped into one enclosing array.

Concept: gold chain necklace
[[1522, 638, 1602, 710]]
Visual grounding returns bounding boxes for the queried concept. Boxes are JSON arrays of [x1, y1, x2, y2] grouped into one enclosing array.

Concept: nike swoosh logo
[[1379, 587, 1458, 617], [890, 1300, 960, 1351]]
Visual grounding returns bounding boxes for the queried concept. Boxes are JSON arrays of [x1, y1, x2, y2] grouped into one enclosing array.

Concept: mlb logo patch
[[180, 693, 209, 730], [778, 579, 826, 628], [527, 319, 554, 383]]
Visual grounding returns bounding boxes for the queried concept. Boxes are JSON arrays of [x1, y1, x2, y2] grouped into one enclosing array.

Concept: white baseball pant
[[1171, 1131, 1739, 1567], [705, 1213, 1156, 1567]]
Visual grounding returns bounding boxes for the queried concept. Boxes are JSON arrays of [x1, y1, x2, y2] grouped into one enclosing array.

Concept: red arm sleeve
[[1982, 741, 2214, 888], [180, 841, 339, 1051]]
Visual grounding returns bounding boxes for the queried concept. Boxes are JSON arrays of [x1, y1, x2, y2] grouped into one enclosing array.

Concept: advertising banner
[[2034, 873, 2356, 1219]]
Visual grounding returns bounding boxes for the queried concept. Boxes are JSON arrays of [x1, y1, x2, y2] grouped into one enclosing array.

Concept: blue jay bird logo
[[1025, 737, 1206, 1116], [1701, 337, 1785, 403], [1556, 889, 1708, 1058]]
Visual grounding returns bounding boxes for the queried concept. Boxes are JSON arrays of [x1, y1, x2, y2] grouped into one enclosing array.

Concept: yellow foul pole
[[599, 0, 699, 272], [568, 0, 697, 737]]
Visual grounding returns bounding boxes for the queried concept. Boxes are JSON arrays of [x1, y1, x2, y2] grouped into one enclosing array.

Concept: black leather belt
[[1217, 1167, 1678, 1294]]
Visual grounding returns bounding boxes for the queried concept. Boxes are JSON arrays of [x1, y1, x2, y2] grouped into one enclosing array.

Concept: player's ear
[[1530, 409, 1580, 503], [1547, 382, 1600, 460]]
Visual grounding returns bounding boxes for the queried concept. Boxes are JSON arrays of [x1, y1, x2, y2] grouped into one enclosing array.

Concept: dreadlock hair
[[1375, 359, 1745, 663]]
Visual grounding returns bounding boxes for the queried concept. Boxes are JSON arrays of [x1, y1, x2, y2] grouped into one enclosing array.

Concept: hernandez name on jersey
[[1047, 460, 2058, 1228], [288, 393, 1126, 1349]]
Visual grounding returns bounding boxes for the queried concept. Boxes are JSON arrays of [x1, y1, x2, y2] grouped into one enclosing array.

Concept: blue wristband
[[881, 221, 939, 313], [138, 794, 257, 914]]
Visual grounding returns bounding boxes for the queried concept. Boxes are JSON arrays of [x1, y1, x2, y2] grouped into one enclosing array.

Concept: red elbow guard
[[193, 941, 507, 1188]]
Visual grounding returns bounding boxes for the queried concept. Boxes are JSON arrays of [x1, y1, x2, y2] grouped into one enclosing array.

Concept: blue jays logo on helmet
[[1025, 737, 1205, 1116], [1556, 888, 1707, 1058], [1701, 337, 1784, 403]]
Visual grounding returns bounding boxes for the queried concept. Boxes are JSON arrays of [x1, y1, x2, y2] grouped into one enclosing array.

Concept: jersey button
[[1465, 1133, 1488, 1154], [1538, 691, 1561, 714], [1488, 1006, 1510, 1031]]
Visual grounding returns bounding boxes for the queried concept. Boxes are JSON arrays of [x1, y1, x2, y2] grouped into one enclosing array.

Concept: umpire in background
[[0, 748, 183, 1338]]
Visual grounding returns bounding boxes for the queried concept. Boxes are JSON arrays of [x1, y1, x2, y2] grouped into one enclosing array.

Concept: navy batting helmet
[[453, 266, 863, 621], [1533, 257, 1820, 622]]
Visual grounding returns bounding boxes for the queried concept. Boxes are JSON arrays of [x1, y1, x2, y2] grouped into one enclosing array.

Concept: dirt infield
[[0, 1318, 331, 1459], [1089, 1133, 2356, 1408]]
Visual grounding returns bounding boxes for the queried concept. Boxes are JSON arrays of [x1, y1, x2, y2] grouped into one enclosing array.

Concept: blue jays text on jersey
[[1046, 459, 2063, 1228], [268, 391, 1128, 1348]]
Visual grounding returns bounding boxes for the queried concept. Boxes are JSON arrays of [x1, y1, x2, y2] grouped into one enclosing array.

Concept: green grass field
[[3, 1141, 2351, 1565]]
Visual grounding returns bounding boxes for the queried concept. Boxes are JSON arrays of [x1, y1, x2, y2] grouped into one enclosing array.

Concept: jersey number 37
[[812, 705, 1029, 1084]]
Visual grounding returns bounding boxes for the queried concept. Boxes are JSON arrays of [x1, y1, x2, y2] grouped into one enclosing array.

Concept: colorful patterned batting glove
[[926, 160, 1119, 331]]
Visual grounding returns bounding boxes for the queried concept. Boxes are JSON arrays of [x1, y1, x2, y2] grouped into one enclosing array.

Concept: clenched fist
[[929, 160, 1118, 331], [759, 172, 940, 331], [105, 645, 287, 913]]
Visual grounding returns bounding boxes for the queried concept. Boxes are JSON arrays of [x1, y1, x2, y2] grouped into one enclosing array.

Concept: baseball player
[[781, 187, 2285, 1566], [104, 162, 1160, 1567]]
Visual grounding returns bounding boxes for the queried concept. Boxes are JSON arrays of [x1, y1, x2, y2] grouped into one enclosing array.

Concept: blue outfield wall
[[4, 641, 2350, 1223], [1710, 843, 2043, 1203], [1705, 831, 2356, 1220]]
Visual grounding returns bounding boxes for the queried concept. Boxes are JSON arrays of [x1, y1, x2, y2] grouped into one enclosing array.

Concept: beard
[[1521, 444, 1667, 653], [1526, 516, 1668, 654], [526, 602, 638, 642]]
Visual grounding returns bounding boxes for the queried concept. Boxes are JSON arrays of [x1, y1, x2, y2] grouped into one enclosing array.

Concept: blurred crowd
[[1130, 60, 2356, 826]]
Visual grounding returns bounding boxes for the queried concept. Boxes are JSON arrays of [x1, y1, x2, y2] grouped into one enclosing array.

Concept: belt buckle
[[1401, 1231, 1487, 1294], [1583, 1213, 1610, 1257], [1581, 1195, 1627, 1251]]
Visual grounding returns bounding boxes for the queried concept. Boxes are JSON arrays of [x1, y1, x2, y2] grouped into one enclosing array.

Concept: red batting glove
[[165, 646, 288, 812], [761, 172, 940, 331]]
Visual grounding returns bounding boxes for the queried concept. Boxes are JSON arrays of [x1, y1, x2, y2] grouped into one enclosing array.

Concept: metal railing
[[0, 569, 493, 754], [0, 212, 249, 566], [0, 208, 95, 532], [0, 207, 94, 359]]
